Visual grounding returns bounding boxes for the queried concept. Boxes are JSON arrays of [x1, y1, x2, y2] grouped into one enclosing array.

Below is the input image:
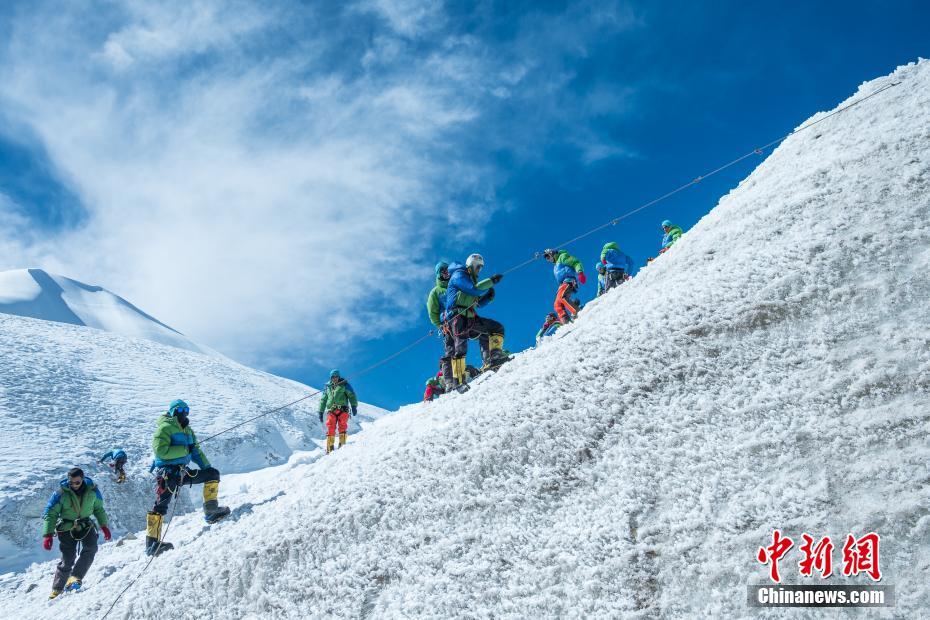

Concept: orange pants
[[325, 409, 349, 437], [554, 281, 579, 323]]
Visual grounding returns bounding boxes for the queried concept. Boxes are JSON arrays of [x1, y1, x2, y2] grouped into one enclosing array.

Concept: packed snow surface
[[2, 60, 929, 618], [0, 313, 385, 574], [0, 268, 215, 356]]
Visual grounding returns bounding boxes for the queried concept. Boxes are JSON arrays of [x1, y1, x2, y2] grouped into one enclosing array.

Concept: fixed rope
[[100, 482, 182, 620], [500, 80, 901, 276]]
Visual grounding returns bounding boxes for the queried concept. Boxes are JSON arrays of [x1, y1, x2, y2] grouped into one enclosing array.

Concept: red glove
[[101, 526, 112, 541], [42, 535, 54, 550], [577, 272, 587, 285]]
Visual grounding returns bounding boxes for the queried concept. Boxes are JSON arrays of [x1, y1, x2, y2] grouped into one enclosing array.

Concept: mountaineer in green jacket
[[660, 220, 684, 253], [318, 370, 359, 453], [543, 248, 586, 324], [41, 467, 111, 598], [145, 399, 230, 557], [426, 261, 454, 391]]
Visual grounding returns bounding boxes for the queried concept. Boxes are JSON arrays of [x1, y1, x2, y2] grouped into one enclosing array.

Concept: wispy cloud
[[0, 0, 642, 367]]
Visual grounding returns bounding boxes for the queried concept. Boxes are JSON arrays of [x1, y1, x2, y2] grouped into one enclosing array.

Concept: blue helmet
[[661, 219, 672, 228], [168, 399, 189, 417], [595, 262, 606, 273], [435, 261, 449, 279], [330, 369, 341, 378]]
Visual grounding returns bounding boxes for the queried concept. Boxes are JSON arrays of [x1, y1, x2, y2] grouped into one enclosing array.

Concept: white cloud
[[0, 0, 642, 369]]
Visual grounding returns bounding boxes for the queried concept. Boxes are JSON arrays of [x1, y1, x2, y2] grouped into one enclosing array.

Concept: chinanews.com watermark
[[749, 530, 894, 608]]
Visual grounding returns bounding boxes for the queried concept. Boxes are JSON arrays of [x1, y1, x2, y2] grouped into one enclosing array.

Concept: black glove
[[351, 406, 358, 417], [485, 287, 496, 301], [490, 273, 503, 284], [318, 412, 324, 423]]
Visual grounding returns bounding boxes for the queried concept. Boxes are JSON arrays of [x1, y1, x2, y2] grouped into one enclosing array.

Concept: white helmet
[[465, 253, 485, 272]]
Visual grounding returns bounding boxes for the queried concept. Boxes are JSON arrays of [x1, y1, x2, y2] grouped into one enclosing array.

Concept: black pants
[[114, 456, 127, 476], [450, 314, 504, 359], [439, 327, 455, 388], [152, 466, 220, 515], [606, 269, 626, 291], [52, 528, 98, 590]]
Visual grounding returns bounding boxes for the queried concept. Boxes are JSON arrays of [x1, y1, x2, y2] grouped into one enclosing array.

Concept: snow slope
[[0, 268, 216, 356], [2, 60, 929, 617], [0, 313, 385, 574]]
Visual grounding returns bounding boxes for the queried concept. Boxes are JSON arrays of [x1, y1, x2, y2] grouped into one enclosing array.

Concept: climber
[[146, 399, 230, 557], [543, 248, 585, 324], [659, 220, 683, 254], [423, 372, 445, 401], [443, 253, 508, 386], [41, 467, 111, 598], [595, 262, 608, 297], [99, 448, 128, 483], [599, 241, 634, 292], [426, 261, 454, 391], [535, 312, 562, 343], [318, 370, 359, 453]]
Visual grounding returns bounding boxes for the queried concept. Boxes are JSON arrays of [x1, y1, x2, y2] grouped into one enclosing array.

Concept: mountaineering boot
[[117, 472, 126, 483], [49, 589, 62, 600], [481, 334, 510, 371], [338, 432, 348, 448], [325, 435, 336, 454], [65, 577, 81, 592], [145, 512, 174, 556], [452, 357, 470, 392], [203, 481, 231, 523]]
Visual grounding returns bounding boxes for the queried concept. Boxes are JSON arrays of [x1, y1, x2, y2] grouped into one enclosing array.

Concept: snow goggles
[[172, 406, 190, 415]]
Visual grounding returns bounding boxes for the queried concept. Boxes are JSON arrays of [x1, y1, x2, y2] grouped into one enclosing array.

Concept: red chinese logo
[[798, 534, 833, 578], [757, 529, 793, 583], [758, 531, 881, 582], [842, 532, 882, 581]]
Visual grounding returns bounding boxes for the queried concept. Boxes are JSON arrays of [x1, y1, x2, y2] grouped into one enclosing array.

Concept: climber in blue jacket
[[99, 448, 128, 483]]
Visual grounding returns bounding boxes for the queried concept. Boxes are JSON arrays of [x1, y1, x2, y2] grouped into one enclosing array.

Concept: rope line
[[501, 80, 901, 276], [99, 480, 182, 620], [197, 329, 436, 445], [94, 78, 900, 620]]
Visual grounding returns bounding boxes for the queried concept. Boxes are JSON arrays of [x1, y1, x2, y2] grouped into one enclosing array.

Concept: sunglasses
[[69, 478, 84, 486], [173, 406, 190, 415]]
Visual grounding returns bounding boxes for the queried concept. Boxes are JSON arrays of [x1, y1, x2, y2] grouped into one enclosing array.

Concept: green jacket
[[555, 250, 584, 275], [152, 414, 211, 469], [319, 379, 358, 413], [662, 225, 683, 249], [426, 276, 448, 327], [42, 478, 109, 536]]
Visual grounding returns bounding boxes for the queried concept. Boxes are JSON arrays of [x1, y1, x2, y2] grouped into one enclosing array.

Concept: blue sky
[[0, 0, 927, 409]]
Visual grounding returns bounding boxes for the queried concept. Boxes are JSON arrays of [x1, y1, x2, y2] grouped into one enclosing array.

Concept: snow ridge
[[0, 268, 215, 356]]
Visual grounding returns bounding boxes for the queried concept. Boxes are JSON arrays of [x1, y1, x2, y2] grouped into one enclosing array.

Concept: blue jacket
[[602, 248, 634, 274], [443, 262, 492, 319], [553, 262, 579, 285], [101, 449, 127, 462]]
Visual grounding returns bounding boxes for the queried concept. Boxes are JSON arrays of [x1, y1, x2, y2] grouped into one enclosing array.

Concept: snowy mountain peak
[[0, 268, 216, 356]]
